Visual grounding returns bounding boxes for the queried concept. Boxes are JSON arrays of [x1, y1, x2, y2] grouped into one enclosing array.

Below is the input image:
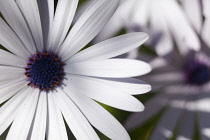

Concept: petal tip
[[137, 104, 145, 112]]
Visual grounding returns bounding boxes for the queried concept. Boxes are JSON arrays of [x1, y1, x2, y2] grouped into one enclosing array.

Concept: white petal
[[154, 32, 173, 56], [48, 0, 78, 51], [46, 93, 68, 140], [0, 0, 36, 54], [145, 72, 184, 87], [7, 89, 39, 140], [29, 92, 47, 140], [150, 106, 185, 140], [202, 128, 210, 140], [94, 0, 134, 43], [150, 57, 178, 71], [124, 92, 172, 130], [149, 2, 173, 56], [0, 87, 31, 135], [63, 87, 131, 140], [66, 59, 151, 78], [0, 66, 24, 81], [0, 79, 23, 87], [37, 0, 54, 47], [66, 74, 144, 112], [0, 79, 26, 104], [131, 0, 149, 26], [55, 89, 100, 140], [202, 0, 210, 47], [162, 0, 200, 52], [181, 0, 202, 32], [59, 0, 119, 61], [0, 50, 26, 67], [16, 0, 44, 51], [197, 98, 210, 140], [202, 18, 210, 48], [0, 18, 30, 58], [202, 0, 210, 17], [73, 0, 93, 24], [68, 32, 149, 63], [176, 111, 194, 140], [94, 13, 123, 43], [80, 77, 151, 95]]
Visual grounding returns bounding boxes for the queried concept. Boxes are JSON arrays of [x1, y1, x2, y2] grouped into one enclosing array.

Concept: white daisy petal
[[47, 93, 68, 140], [0, 79, 26, 104], [80, 77, 151, 95], [48, 0, 79, 51], [202, 128, 210, 140], [92, 0, 137, 43], [29, 92, 47, 140], [131, 0, 149, 26], [94, 0, 136, 43], [37, 0, 54, 47], [145, 72, 184, 88], [0, 87, 31, 135], [202, 18, 210, 48], [153, 30, 173, 57], [0, 18, 30, 58], [66, 75, 144, 112], [63, 87, 131, 140], [0, 0, 36, 54], [162, 0, 200, 52], [150, 2, 173, 56], [66, 59, 151, 78], [73, 0, 94, 23], [0, 79, 23, 86], [176, 111, 194, 140], [55, 89, 100, 140], [202, 0, 210, 47], [94, 10, 123, 43], [68, 32, 149, 63], [197, 98, 210, 140], [181, 0, 202, 32], [202, 0, 210, 17], [0, 66, 24, 81], [150, 106, 185, 140], [7, 89, 39, 140], [16, 0, 44, 51], [124, 92, 173, 130], [0, 50, 26, 67], [59, 0, 119, 61]]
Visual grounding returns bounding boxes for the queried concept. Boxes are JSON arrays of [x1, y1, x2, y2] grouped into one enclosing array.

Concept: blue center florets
[[25, 51, 65, 92], [185, 59, 210, 86]]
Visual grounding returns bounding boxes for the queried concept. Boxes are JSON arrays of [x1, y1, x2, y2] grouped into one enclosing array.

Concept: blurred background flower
[[92, 0, 200, 56], [124, 0, 210, 140]]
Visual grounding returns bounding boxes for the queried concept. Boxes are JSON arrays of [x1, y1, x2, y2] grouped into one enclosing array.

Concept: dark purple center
[[184, 60, 210, 86], [24, 51, 65, 92]]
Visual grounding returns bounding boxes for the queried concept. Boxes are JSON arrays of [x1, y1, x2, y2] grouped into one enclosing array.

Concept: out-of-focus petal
[[182, 0, 202, 32]]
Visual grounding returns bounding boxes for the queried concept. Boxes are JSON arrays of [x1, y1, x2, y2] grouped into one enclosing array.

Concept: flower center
[[184, 60, 210, 86], [24, 51, 65, 92]]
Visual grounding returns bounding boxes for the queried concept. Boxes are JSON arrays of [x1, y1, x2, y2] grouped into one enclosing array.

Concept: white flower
[[0, 0, 151, 140], [83, 0, 200, 56], [125, 1, 210, 140]]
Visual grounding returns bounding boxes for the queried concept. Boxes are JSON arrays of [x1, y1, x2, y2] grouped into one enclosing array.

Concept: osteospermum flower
[[125, 1, 210, 140], [80, 0, 200, 56], [0, 0, 151, 139]]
